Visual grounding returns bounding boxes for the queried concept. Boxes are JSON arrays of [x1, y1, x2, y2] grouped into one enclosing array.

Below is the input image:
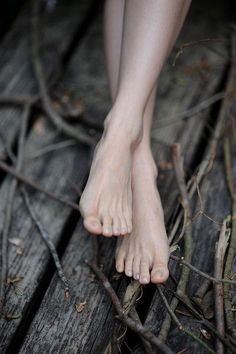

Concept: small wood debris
[[158, 160, 173, 171], [75, 301, 87, 313], [200, 329, 211, 340], [9, 238, 23, 255]]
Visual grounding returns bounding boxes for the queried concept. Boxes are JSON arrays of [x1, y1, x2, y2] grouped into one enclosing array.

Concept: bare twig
[[87, 261, 174, 354], [21, 188, 69, 294], [157, 286, 216, 354], [169, 33, 236, 252], [164, 285, 236, 352], [223, 32, 236, 338], [27, 140, 76, 160], [214, 220, 229, 354], [172, 37, 227, 67], [158, 144, 193, 342], [0, 160, 80, 212], [152, 91, 226, 131], [30, 0, 95, 147], [170, 254, 236, 285], [0, 104, 30, 313], [0, 95, 37, 106]]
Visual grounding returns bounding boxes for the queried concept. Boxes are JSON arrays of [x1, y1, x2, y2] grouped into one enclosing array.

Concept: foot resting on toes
[[115, 146, 170, 284], [79, 106, 142, 237]]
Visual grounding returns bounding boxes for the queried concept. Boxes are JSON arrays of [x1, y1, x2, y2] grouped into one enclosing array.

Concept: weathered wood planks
[[0, 0, 93, 157], [17, 2, 231, 353]]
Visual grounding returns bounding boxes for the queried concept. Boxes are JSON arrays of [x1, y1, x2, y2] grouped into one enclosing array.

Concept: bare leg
[[79, 0, 191, 248], [102, 0, 191, 283]]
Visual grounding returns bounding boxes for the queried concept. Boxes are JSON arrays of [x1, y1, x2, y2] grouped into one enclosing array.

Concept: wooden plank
[[0, 0, 92, 157], [138, 144, 233, 354], [18, 2, 230, 352], [0, 117, 90, 352]]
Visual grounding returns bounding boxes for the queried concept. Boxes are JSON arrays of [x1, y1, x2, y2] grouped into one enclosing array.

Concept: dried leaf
[[8, 238, 22, 247], [177, 349, 188, 354], [192, 289, 214, 319], [6, 276, 23, 285], [170, 244, 180, 253], [75, 301, 87, 313], [123, 280, 142, 311], [33, 118, 46, 135], [200, 329, 211, 340], [64, 290, 70, 299], [16, 247, 23, 255], [158, 160, 173, 171], [5, 313, 22, 321]]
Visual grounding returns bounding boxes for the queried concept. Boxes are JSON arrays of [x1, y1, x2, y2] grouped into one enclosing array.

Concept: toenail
[[142, 277, 148, 284], [126, 270, 132, 277], [156, 270, 163, 277], [134, 273, 139, 280]]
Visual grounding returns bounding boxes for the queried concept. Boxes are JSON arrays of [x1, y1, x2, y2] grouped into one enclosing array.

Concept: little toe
[[102, 215, 113, 237], [84, 216, 102, 235], [151, 263, 169, 284], [113, 216, 121, 236], [125, 256, 133, 278], [139, 260, 150, 284]]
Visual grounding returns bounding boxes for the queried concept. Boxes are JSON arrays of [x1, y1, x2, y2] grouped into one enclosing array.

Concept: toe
[[113, 216, 121, 236], [115, 238, 126, 272], [139, 260, 150, 284], [120, 217, 128, 235], [102, 215, 113, 237], [126, 216, 132, 234], [125, 255, 133, 278], [133, 257, 140, 280], [84, 216, 102, 235], [151, 263, 169, 284], [116, 255, 125, 273]]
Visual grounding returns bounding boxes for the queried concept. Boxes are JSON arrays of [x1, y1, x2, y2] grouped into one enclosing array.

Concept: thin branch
[[158, 143, 193, 342], [30, 0, 95, 147], [0, 160, 80, 212], [0, 95, 37, 106], [0, 103, 30, 312], [27, 140, 76, 161], [87, 261, 174, 354], [152, 91, 226, 131], [172, 37, 228, 67], [170, 254, 236, 285], [168, 33, 236, 259], [214, 220, 229, 354], [21, 187, 69, 294], [157, 286, 216, 354], [164, 285, 236, 352], [223, 32, 236, 338]]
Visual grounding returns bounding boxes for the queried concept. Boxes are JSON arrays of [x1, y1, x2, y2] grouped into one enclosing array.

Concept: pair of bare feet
[[79, 106, 170, 284]]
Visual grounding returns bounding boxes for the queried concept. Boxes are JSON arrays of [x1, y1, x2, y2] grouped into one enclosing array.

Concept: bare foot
[[115, 146, 170, 284], [79, 106, 142, 237]]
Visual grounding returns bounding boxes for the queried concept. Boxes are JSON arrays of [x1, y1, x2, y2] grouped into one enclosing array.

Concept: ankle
[[103, 106, 143, 148], [133, 145, 158, 179]]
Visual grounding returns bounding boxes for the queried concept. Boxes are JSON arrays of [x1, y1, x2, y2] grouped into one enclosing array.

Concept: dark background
[[1, 0, 236, 41]]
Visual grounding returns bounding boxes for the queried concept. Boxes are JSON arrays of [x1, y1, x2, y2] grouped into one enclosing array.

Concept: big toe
[[151, 263, 169, 284], [84, 216, 102, 235]]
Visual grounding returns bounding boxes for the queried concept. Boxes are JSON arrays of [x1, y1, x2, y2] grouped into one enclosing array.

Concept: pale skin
[[79, 0, 191, 284]]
